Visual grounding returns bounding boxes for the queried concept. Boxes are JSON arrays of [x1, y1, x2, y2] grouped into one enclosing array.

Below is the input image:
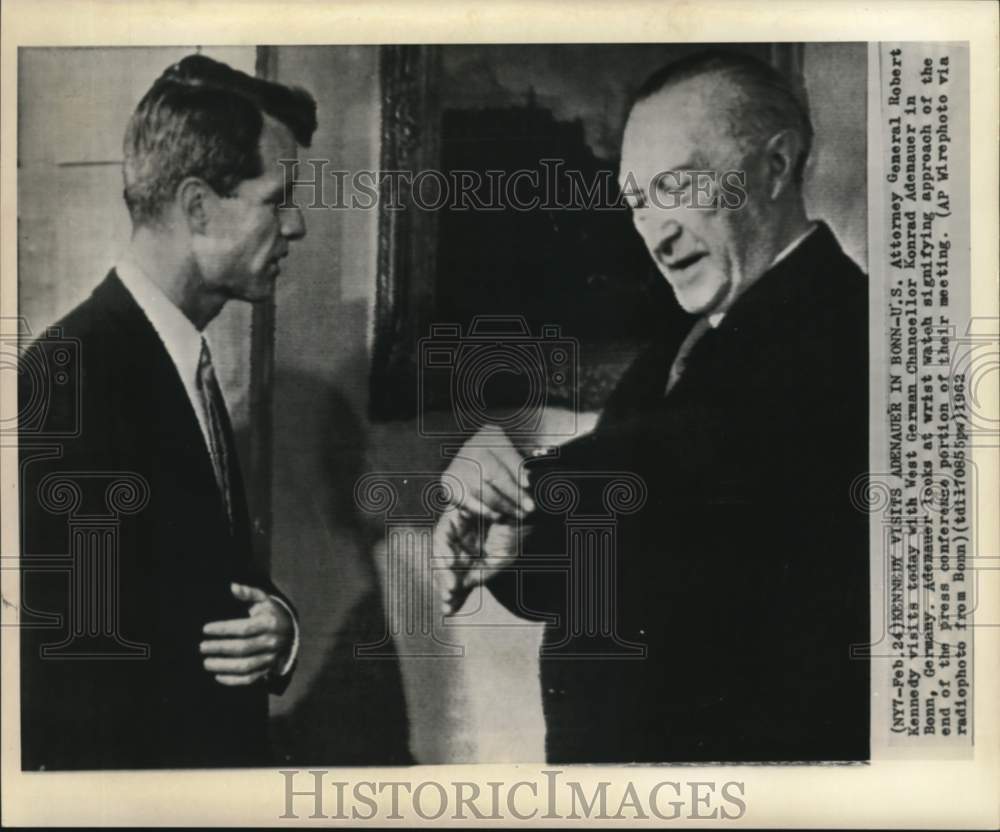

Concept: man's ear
[[176, 177, 214, 234], [762, 129, 804, 200]]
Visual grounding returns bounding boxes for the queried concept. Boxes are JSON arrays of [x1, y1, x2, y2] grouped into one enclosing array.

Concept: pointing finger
[[231, 582, 270, 604], [202, 616, 269, 638]]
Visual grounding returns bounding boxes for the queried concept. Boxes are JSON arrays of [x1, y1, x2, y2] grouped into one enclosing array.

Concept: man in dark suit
[[19, 55, 316, 769], [435, 51, 869, 762]]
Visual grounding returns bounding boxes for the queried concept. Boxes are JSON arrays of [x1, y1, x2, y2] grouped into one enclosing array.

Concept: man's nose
[[633, 211, 682, 249], [280, 207, 306, 241]]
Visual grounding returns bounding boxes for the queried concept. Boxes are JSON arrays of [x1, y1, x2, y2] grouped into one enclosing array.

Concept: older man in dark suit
[[435, 51, 869, 763], [19, 55, 315, 769]]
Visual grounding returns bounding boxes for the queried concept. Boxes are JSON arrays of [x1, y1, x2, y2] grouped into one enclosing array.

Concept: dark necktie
[[664, 317, 714, 396], [196, 337, 233, 526]]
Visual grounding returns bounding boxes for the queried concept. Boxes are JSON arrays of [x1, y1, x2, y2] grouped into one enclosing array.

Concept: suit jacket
[[20, 270, 288, 770], [493, 223, 870, 763]]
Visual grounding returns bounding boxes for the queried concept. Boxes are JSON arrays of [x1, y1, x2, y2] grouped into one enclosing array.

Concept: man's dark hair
[[633, 50, 813, 183], [123, 54, 317, 225]]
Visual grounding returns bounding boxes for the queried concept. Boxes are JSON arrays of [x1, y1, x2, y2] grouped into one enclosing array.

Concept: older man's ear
[[763, 128, 805, 200]]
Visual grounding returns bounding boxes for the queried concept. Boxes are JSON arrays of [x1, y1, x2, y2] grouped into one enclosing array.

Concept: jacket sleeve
[[487, 395, 730, 619]]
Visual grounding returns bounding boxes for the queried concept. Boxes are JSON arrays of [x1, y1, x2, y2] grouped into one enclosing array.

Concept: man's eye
[[620, 189, 645, 209], [656, 173, 690, 194]]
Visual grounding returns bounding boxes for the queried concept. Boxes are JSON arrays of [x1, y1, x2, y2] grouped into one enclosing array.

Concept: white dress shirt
[[115, 258, 299, 677]]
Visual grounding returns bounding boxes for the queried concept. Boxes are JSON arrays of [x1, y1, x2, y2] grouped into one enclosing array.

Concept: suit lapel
[[93, 271, 249, 542], [671, 223, 849, 395], [713, 223, 842, 346]]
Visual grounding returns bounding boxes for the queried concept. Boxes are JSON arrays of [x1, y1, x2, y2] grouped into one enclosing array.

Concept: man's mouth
[[662, 251, 708, 274], [269, 251, 289, 272]]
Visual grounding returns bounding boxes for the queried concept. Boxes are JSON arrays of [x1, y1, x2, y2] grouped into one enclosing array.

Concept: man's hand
[[433, 509, 524, 615], [200, 583, 294, 686], [434, 425, 538, 614], [442, 424, 535, 521]]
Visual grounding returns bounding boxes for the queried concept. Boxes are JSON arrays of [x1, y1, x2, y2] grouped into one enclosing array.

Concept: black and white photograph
[[2, 0, 997, 828]]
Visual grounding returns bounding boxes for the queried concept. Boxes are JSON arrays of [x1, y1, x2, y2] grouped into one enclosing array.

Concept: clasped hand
[[200, 582, 293, 686]]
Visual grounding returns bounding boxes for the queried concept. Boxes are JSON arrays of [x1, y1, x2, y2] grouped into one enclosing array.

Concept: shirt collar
[[115, 258, 206, 387], [769, 221, 819, 272], [707, 222, 818, 329]]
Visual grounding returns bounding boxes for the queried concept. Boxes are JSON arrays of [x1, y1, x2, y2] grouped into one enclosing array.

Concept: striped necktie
[[196, 337, 233, 526]]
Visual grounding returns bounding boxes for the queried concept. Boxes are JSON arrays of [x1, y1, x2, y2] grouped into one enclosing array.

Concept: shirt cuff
[[269, 594, 300, 677]]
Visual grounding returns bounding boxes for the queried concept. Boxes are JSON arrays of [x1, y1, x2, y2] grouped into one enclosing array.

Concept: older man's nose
[[659, 218, 682, 241], [634, 211, 682, 244]]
